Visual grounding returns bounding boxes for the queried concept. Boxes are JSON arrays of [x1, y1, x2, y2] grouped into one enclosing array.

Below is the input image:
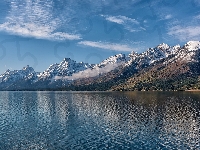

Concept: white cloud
[[168, 25, 200, 41], [105, 16, 125, 24], [0, 0, 81, 41], [0, 22, 81, 40], [54, 63, 123, 80], [101, 15, 144, 32], [159, 14, 172, 21], [165, 14, 172, 20], [104, 15, 139, 25], [78, 41, 134, 52]]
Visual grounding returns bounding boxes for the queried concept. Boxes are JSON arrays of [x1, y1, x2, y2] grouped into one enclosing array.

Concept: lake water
[[0, 91, 199, 150]]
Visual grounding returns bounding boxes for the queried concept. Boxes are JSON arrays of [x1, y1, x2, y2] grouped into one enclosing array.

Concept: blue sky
[[0, 0, 200, 73]]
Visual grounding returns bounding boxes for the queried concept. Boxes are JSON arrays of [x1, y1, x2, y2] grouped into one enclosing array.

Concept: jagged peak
[[63, 58, 72, 62], [157, 43, 170, 50], [100, 53, 126, 64], [49, 63, 59, 67], [105, 53, 125, 60], [185, 41, 200, 46], [1, 41, 200, 84], [186, 40, 200, 44], [173, 44, 181, 49], [184, 41, 200, 50], [128, 51, 138, 60], [130, 51, 138, 55], [60, 58, 77, 66], [158, 43, 169, 46], [1, 69, 11, 75], [22, 65, 32, 70]]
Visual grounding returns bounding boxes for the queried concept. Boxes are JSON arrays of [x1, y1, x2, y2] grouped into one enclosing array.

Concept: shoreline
[[185, 90, 200, 92]]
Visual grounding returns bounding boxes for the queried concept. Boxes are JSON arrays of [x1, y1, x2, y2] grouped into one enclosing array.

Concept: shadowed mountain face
[[0, 41, 200, 91]]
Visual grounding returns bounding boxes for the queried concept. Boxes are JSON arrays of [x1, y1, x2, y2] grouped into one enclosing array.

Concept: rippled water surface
[[0, 91, 200, 149]]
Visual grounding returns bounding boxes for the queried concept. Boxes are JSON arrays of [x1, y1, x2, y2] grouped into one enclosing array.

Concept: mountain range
[[0, 41, 200, 91]]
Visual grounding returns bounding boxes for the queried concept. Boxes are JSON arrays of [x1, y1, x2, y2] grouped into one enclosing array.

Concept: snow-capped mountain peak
[[22, 65, 35, 73], [0, 41, 200, 90], [38, 58, 94, 80], [157, 43, 170, 50], [184, 41, 200, 50], [97, 54, 127, 68], [172, 44, 181, 50], [63, 58, 71, 62], [0, 66, 36, 83]]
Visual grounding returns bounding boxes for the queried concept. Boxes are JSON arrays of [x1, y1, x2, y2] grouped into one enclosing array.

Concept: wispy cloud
[[78, 41, 134, 52], [105, 16, 125, 24], [104, 15, 139, 25], [0, 0, 81, 40], [193, 0, 200, 5], [194, 14, 200, 20], [101, 15, 144, 32], [55, 63, 122, 80], [0, 22, 81, 40], [164, 14, 172, 20], [168, 25, 200, 41]]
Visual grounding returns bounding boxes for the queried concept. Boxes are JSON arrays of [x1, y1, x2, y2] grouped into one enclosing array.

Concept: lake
[[0, 91, 199, 149]]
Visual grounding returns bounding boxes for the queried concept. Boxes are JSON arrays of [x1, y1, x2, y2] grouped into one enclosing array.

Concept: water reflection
[[0, 91, 199, 149], [37, 92, 53, 124], [161, 97, 199, 149], [54, 92, 70, 127], [0, 91, 9, 116]]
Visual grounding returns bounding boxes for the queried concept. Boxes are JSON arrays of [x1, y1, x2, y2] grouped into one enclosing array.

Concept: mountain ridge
[[0, 41, 200, 91]]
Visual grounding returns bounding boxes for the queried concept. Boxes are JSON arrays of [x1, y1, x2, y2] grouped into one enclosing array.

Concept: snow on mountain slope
[[184, 41, 200, 50], [0, 41, 199, 87], [54, 54, 128, 80], [95, 54, 128, 68], [165, 41, 200, 64], [0, 65, 36, 83], [127, 41, 200, 67], [38, 58, 94, 80], [135, 43, 174, 64]]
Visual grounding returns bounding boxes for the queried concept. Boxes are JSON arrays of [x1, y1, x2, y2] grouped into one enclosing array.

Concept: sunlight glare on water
[[0, 91, 199, 149]]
